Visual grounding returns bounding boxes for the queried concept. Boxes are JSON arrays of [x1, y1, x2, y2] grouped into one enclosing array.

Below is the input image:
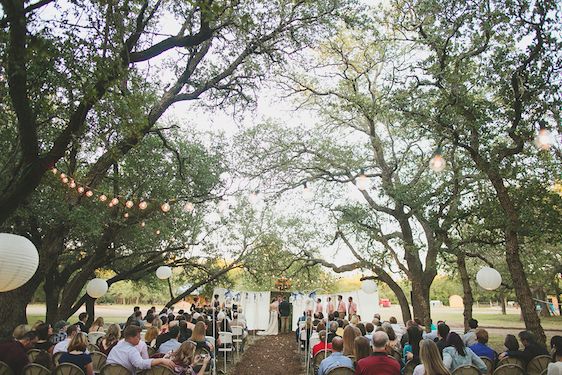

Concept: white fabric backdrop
[[213, 288, 379, 331]]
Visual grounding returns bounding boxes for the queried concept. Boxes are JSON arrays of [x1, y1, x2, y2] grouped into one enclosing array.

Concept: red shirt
[[312, 341, 332, 356], [355, 352, 400, 375]]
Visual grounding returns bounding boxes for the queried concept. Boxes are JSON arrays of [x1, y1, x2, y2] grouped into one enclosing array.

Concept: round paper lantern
[[156, 266, 172, 279], [361, 279, 378, 294], [0, 233, 39, 292], [86, 278, 108, 298], [476, 267, 502, 290]]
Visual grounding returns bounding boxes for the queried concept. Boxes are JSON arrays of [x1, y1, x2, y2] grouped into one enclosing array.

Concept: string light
[[535, 122, 553, 150], [139, 201, 148, 210], [85, 190, 94, 197], [356, 169, 368, 191], [124, 212, 129, 218], [110, 197, 119, 206], [69, 180, 76, 189], [108, 202, 114, 208], [77, 186, 85, 194], [125, 200, 134, 209], [60, 173, 66, 179], [429, 147, 446, 172], [141, 221, 146, 227], [62, 177, 69, 184], [161, 202, 170, 213], [99, 194, 107, 202], [156, 229, 161, 235], [302, 182, 313, 201], [52, 168, 58, 174]]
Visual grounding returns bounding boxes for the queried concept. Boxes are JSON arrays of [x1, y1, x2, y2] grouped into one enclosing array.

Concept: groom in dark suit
[[279, 296, 291, 333]]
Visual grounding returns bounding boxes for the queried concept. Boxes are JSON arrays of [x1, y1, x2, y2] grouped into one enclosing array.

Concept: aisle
[[229, 333, 305, 375]]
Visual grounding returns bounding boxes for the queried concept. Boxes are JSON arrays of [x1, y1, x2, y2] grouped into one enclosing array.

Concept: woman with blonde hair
[[89, 317, 105, 332], [354, 336, 371, 362], [350, 315, 359, 326], [165, 340, 210, 375], [413, 339, 450, 375], [145, 326, 159, 347], [190, 321, 214, 355], [99, 324, 120, 355], [343, 325, 358, 357], [59, 333, 94, 375]]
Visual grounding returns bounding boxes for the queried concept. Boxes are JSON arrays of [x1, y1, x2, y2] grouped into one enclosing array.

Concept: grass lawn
[[434, 311, 562, 330]]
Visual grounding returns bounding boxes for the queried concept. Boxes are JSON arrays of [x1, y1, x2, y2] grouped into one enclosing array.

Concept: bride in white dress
[[258, 298, 279, 335]]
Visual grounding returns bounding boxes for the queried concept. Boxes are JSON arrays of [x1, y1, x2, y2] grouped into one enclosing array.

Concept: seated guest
[[217, 312, 231, 333], [89, 317, 105, 333], [178, 320, 191, 343], [443, 332, 487, 373], [312, 330, 332, 356], [548, 336, 562, 375], [107, 325, 175, 374], [159, 326, 182, 354], [463, 319, 479, 347], [164, 340, 210, 375], [343, 325, 358, 357], [33, 351, 53, 370], [365, 322, 374, 343], [75, 312, 88, 333], [388, 317, 404, 341], [355, 331, 400, 375], [356, 323, 367, 336], [53, 324, 79, 354], [184, 314, 195, 331], [382, 323, 401, 352], [499, 330, 549, 366], [145, 326, 159, 348], [354, 336, 371, 362], [327, 321, 339, 343], [403, 325, 423, 365], [59, 333, 94, 375], [309, 323, 324, 351], [12, 325, 31, 340], [0, 329, 38, 375], [469, 329, 496, 361], [99, 324, 120, 355], [317, 337, 354, 375], [413, 339, 450, 375], [435, 323, 450, 356], [190, 321, 214, 356], [503, 334, 519, 352], [160, 316, 169, 334], [34, 323, 54, 353], [152, 317, 163, 332], [400, 320, 417, 348], [336, 319, 345, 337], [50, 320, 70, 345]]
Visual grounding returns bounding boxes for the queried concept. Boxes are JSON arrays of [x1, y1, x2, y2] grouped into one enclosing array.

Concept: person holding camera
[[165, 340, 210, 375]]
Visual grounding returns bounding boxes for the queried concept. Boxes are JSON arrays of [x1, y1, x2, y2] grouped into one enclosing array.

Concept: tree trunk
[[457, 252, 473, 332], [500, 290, 507, 315], [85, 297, 95, 331], [0, 275, 42, 333], [376, 272, 412, 324], [411, 276, 431, 328]]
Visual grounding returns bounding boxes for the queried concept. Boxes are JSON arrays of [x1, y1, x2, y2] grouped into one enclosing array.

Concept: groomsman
[[348, 296, 357, 317], [327, 297, 335, 315], [315, 298, 323, 315], [337, 295, 347, 320]]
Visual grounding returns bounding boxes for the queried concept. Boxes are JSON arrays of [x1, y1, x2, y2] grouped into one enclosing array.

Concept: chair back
[[26, 349, 43, 362], [53, 352, 63, 366], [194, 347, 211, 358], [231, 326, 243, 337], [479, 357, 494, 374], [54, 363, 85, 375], [219, 332, 233, 345], [312, 350, 332, 367], [526, 355, 552, 375], [100, 364, 130, 375], [498, 357, 524, 368], [326, 367, 354, 375], [403, 360, 417, 375], [451, 365, 481, 375], [0, 362, 14, 375], [493, 364, 525, 375], [90, 351, 107, 373], [23, 364, 51, 375], [204, 336, 215, 347], [87, 332, 105, 346], [87, 343, 99, 353], [143, 366, 176, 375]]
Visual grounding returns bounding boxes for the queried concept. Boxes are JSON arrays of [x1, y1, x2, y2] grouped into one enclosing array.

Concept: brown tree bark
[[375, 272, 412, 324], [457, 252, 474, 332]]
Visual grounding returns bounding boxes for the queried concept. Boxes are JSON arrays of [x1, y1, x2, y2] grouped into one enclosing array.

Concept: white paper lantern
[[361, 279, 378, 294], [0, 233, 39, 292], [476, 267, 502, 290], [86, 278, 108, 298], [156, 266, 172, 279]]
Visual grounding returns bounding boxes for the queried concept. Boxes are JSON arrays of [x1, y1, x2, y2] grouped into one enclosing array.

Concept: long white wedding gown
[[258, 301, 279, 335]]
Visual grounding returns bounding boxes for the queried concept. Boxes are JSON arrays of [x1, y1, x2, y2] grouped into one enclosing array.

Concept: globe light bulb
[[429, 148, 446, 172], [183, 202, 194, 212], [77, 186, 85, 194], [141, 221, 146, 227], [108, 202, 114, 208], [52, 168, 58, 174], [111, 197, 119, 206], [156, 229, 161, 235], [139, 201, 148, 210], [356, 171, 368, 191], [302, 182, 313, 201], [99, 194, 107, 202], [535, 128, 553, 150], [60, 173, 66, 179], [62, 177, 69, 184], [161, 202, 171, 213], [126, 200, 134, 209], [69, 180, 76, 189], [124, 212, 129, 218], [85, 190, 94, 197]]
